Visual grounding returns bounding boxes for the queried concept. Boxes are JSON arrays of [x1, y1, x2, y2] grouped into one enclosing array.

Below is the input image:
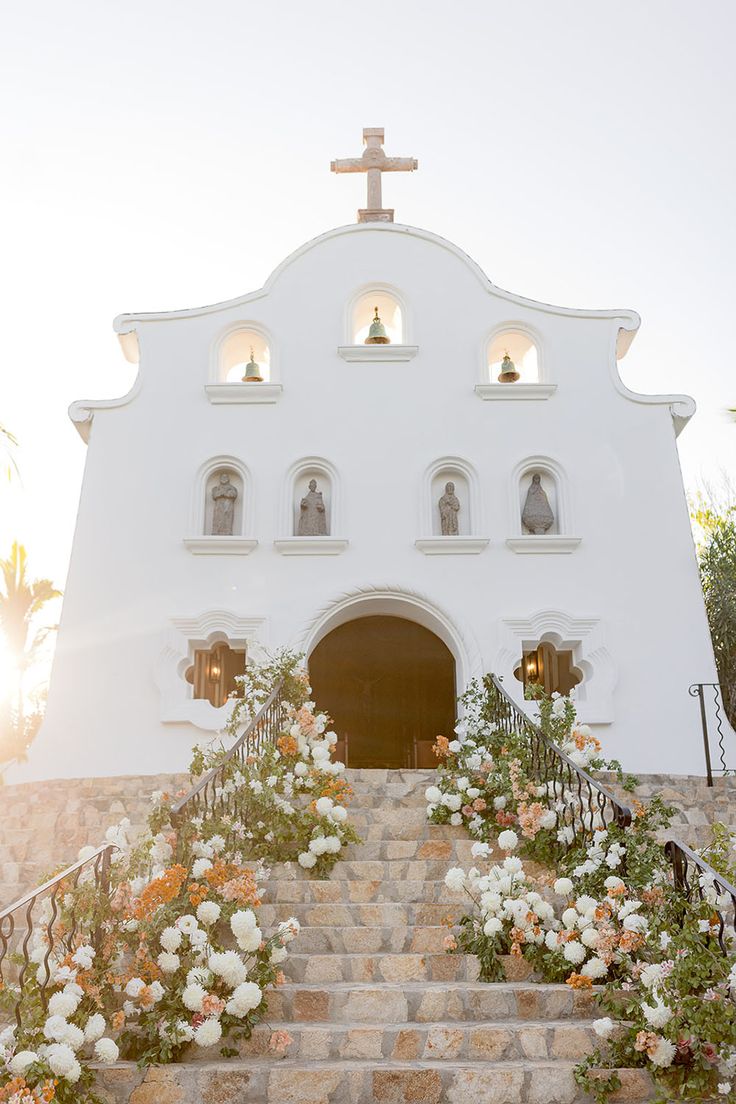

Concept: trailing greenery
[[0, 649, 359, 1103], [429, 675, 736, 1101], [692, 494, 736, 729]]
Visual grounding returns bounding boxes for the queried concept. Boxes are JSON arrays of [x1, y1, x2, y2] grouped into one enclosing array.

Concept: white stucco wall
[[17, 223, 718, 781]]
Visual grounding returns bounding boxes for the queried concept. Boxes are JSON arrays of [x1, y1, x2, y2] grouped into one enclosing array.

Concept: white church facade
[[23, 130, 719, 780]]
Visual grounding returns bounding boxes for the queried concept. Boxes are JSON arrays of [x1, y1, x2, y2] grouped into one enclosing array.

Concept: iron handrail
[[487, 674, 633, 837], [170, 680, 285, 824], [664, 838, 736, 956], [689, 682, 729, 786], [0, 842, 116, 1029]]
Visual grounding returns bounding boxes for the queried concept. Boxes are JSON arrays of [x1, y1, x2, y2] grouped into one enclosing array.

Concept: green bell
[[365, 306, 390, 345], [498, 352, 520, 383], [242, 347, 263, 383]]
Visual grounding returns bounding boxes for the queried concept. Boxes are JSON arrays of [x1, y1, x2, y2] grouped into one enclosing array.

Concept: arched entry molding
[[300, 584, 482, 694]]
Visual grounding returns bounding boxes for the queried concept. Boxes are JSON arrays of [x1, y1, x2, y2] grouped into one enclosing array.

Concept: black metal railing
[[487, 674, 632, 841], [664, 838, 736, 956], [689, 682, 733, 786], [0, 843, 115, 1029], [170, 680, 285, 831]]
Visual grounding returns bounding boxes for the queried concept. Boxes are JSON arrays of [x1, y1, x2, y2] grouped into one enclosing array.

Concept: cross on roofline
[[331, 127, 418, 224]]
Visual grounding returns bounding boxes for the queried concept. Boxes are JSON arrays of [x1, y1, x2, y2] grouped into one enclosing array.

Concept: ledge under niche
[[205, 383, 283, 404], [183, 537, 259, 556], [506, 536, 581, 554], [273, 537, 349, 556], [474, 383, 556, 401], [338, 345, 418, 363], [415, 537, 490, 555]]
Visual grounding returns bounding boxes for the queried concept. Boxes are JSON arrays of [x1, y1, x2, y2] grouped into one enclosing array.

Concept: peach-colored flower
[[202, 994, 225, 1017], [269, 1030, 293, 1053]]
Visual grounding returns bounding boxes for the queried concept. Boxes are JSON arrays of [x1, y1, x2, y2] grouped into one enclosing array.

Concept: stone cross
[[331, 127, 418, 223]]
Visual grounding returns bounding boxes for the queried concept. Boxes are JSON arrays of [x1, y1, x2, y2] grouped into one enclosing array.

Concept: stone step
[[267, 981, 597, 1024], [270, 858, 548, 884], [347, 821, 469, 841], [260, 879, 464, 905], [339, 839, 495, 862], [227, 1019, 597, 1062], [281, 953, 480, 984], [93, 1059, 656, 1103], [343, 769, 437, 783], [258, 901, 466, 928], [287, 925, 452, 955]]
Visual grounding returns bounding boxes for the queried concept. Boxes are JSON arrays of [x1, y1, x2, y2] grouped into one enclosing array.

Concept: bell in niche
[[365, 306, 390, 345], [242, 347, 263, 383], [498, 352, 520, 383]]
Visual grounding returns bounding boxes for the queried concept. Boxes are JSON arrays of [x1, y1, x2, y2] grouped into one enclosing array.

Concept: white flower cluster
[[572, 830, 626, 877], [445, 855, 557, 948], [7, 982, 119, 1083]]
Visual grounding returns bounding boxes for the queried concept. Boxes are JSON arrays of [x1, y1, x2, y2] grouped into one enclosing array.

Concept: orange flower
[[132, 865, 187, 920], [443, 934, 457, 951], [565, 973, 593, 990], [433, 735, 451, 759], [188, 881, 209, 907], [277, 733, 299, 757], [112, 1010, 126, 1031]]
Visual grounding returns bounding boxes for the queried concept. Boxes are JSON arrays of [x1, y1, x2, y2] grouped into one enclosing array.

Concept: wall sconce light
[[525, 652, 538, 680]]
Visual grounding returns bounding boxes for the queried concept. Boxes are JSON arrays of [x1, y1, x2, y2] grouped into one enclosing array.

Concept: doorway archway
[[308, 615, 456, 769]]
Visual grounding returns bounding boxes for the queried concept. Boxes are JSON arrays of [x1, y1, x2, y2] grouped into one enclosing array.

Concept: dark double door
[[308, 615, 457, 769]]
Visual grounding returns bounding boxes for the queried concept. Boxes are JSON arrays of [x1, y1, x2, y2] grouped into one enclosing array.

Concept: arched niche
[[206, 323, 282, 405], [506, 456, 580, 554], [218, 327, 272, 383], [183, 456, 257, 555], [274, 457, 347, 555], [487, 328, 540, 384], [416, 457, 489, 555], [338, 286, 417, 363], [351, 289, 404, 344]]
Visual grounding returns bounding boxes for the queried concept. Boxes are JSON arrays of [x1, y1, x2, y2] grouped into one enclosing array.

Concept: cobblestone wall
[[0, 772, 188, 906]]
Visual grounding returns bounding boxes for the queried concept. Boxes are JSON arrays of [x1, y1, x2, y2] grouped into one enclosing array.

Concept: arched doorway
[[308, 615, 457, 769]]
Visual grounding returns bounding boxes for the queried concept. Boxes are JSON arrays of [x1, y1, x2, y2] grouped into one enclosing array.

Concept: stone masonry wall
[[1, 772, 734, 911], [0, 773, 188, 908]]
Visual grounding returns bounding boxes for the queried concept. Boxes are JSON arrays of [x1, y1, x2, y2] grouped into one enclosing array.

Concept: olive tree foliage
[[692, 487, 736, 727]]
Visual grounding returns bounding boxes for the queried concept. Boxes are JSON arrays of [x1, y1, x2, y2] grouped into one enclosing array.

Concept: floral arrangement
[[0, 649, 356, 1103], [430, 675, 736, 1101]]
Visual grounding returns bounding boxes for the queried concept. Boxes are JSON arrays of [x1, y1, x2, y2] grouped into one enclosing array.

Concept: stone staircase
[[95, 769, 652, 1103]]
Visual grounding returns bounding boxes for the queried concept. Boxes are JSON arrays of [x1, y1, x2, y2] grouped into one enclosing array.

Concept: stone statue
[[522, 473, 554, 534], [438, 481, 460, 536], [298, 478, 328, 536], [211, 473, 238, 535]]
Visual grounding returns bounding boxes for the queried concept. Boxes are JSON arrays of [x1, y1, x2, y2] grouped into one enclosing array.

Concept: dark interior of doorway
[[308, 615, 457, 769]]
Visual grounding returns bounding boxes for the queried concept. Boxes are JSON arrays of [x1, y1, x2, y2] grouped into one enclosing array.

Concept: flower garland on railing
[[431, 677, 736, 1102], [0, 649, 357, 1104]]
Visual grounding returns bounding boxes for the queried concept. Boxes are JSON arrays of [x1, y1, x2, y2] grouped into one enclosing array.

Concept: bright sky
[[2, 0, 735, 594]]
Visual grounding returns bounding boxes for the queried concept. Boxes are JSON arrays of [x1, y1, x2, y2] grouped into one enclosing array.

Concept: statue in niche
[[211, 473, 238, 535], [522, 473, 554, 534], [438, 481, 461, 536], [298, 478, 328, 536]]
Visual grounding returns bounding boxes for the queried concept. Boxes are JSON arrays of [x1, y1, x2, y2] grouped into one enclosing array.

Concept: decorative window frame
[[183, 455, 258, 555], [475, 321, 556, 401], [338, 282, 418, 363], [415, 456, 490, 555], [206, 320, 283, 404], [495, 609, 616, 723], [155, 610, 267, 730], [506, 455, 581, 554], [274, 455, 348, 555]]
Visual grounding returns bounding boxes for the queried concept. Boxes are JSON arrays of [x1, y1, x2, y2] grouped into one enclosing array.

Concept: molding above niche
[[338, 345, 418, 363], [183, 536, 259, 556], [415, 537, 490, 555], [205, 383, 283, 404], [475, 383, 556, 401]]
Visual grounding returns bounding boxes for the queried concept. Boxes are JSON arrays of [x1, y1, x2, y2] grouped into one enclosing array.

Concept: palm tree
[[0, 542, 61, 765], [0, 424, 18, 482]]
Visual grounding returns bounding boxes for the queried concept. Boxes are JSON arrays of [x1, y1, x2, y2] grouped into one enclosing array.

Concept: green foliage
[[692, 495, 736, 727]]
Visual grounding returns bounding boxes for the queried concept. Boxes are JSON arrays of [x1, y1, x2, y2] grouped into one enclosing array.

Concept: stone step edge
[[247, 1018, 599, 1029], [90, 1058, 633, 1072], [272, 981, 601, 992]]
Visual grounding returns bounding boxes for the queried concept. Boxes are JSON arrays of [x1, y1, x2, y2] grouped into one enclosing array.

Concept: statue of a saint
[[439, 481, 460, 536], [298, 478, 327, 536], [211, 473, 238, 535], [522, 473, 554, 534]]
